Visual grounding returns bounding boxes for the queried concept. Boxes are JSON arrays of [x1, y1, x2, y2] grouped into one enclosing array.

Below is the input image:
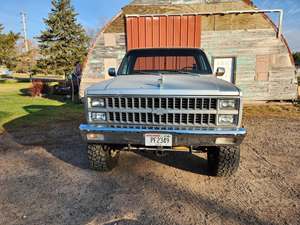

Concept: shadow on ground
[[3, 103, 209, 175], [137, 151, 209, 175], [3, 103, 88, 169]]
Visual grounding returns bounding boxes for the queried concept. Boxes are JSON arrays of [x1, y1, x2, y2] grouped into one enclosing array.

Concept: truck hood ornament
[[158, 74, 164, 88]]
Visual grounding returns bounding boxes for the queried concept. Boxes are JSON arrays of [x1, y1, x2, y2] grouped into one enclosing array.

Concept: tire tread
[[87, 144, 119, 172], [208, 146, 240, 177]]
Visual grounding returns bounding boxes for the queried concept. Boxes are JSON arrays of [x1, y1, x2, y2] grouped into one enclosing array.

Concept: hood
[[86, 74, 240, 96]]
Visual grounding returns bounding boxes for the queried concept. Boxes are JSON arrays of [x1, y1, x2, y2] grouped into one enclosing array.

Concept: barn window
[[256, 55, 270, 81]]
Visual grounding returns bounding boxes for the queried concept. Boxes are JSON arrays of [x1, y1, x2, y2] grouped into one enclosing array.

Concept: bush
[[30, 80, 48, 97]]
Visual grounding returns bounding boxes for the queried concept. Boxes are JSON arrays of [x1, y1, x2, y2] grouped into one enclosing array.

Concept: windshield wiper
[[132, 71, 155, 75], [173, 70, 199, 75]]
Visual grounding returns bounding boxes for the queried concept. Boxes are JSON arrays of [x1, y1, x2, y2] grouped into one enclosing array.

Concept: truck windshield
[[118, 49, 212, 75]]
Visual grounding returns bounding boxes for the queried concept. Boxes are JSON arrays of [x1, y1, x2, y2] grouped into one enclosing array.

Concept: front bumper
[[79, 124, 246, 147]]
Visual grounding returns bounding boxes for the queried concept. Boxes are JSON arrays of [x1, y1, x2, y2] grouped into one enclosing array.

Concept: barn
[[80, 0, 298, 101]]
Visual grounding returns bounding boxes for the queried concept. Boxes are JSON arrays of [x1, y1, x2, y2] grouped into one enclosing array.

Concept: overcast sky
[[0, 0, 299, 51]]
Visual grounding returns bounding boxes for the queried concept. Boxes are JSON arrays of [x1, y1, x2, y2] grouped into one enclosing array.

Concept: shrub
[[30, 80, 46, 97]]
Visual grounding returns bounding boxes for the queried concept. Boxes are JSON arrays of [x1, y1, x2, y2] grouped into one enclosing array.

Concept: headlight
[[218, 115, 235, 125], [90, 112, 106, 121], [91, 98, 105, 107], [219, 99, 236, 109]]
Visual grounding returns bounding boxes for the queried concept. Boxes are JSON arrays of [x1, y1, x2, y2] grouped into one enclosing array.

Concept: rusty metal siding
[[126, 15, 202, 50]]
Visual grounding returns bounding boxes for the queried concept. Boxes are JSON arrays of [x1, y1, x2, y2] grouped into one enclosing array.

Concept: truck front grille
[[107, 97, 217, 110], [108, 112, 216, 126], [104, 97, 218, 127]]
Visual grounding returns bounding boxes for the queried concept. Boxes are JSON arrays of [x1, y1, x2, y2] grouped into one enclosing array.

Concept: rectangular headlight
[[219, 99, 236, 110], [218, 115, 235, 125], [90, 112, 107, 121], [90, 98, 105, 108]]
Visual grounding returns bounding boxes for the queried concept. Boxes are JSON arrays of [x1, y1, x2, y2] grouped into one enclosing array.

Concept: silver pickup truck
[[80, 48, 246, 176]]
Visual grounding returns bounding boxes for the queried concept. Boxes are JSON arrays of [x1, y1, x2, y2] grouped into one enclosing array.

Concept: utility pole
[[20, 12, 29, 52]]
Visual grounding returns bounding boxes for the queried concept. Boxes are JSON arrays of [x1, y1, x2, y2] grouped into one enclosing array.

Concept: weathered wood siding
[[80, 33, 126, 97], [202, 29, 297, 100], [105, 2, 258, 33], [297, 67, 300, 98]]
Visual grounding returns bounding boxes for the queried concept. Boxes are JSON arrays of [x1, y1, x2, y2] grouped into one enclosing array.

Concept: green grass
[[0, 82, 83, 133]]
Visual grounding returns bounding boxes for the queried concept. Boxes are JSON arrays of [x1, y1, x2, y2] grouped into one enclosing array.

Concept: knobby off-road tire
[[87, 144, 120, 172], [207, 146, 240, 177]]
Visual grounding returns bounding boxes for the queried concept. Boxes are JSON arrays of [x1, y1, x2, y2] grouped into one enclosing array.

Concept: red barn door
[[126, 15, 202, 50], [125, 15, 202, 71]]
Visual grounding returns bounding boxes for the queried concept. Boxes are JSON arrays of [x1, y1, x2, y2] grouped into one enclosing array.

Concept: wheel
[[87, 144, 120, 172], [207, 146, 240, 177]]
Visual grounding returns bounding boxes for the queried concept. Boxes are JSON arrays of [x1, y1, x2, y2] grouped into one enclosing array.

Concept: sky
[[0, 0, 299, 51]]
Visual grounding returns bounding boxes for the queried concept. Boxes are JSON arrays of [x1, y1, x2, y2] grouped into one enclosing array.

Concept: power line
[[20, 12, 29, 52]]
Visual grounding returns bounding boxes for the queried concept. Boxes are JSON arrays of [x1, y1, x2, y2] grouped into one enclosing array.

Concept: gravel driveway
[[0, 110, 299, 225]]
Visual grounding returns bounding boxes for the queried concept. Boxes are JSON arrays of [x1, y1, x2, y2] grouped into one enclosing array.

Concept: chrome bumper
[[79, 124, 246, 147]]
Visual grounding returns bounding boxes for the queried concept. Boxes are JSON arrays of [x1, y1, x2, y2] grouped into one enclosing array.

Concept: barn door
[[125, 15, 202, 50]]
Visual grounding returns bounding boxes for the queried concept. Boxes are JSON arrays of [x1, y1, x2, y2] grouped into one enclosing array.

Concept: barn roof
[[130, 0, 250, 5], [104, 1, 256, 33]]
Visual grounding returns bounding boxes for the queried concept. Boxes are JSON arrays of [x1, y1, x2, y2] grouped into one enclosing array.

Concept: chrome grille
[[105, 97, 218, 127], [107, 112, 216, 126], [107, 97, 217, 110]]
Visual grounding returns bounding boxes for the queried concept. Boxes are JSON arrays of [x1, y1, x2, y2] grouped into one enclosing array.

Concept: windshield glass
[[118, 49, 212, 75]]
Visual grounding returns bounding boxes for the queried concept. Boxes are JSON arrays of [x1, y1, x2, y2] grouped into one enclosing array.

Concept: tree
[[0, 23, 19, 70], [293, 52, 300, 66], [37, 0, 89, 77], [15, 40, 39, 73]]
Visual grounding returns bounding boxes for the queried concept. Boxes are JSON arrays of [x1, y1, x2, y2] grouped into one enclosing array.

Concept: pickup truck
[[80, 48, 246, 176]]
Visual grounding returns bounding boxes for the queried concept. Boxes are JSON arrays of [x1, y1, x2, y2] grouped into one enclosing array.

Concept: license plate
[[145, 134, 172, 147]]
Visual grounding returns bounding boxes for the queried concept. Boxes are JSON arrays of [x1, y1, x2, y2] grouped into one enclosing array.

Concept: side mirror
[[108, 68, 116, 77], [216, 67, 225, 77]]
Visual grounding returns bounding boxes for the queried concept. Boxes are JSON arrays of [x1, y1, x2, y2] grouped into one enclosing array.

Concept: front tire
[[87, 144, 120, 172], [207, 146, 240, 177]]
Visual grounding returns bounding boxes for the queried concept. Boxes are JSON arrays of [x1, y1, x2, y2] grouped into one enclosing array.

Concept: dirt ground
[[0, 107, 299, 225]]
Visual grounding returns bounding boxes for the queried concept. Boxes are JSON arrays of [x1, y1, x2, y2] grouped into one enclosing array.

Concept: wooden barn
[[80, 0, 298, 101]]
